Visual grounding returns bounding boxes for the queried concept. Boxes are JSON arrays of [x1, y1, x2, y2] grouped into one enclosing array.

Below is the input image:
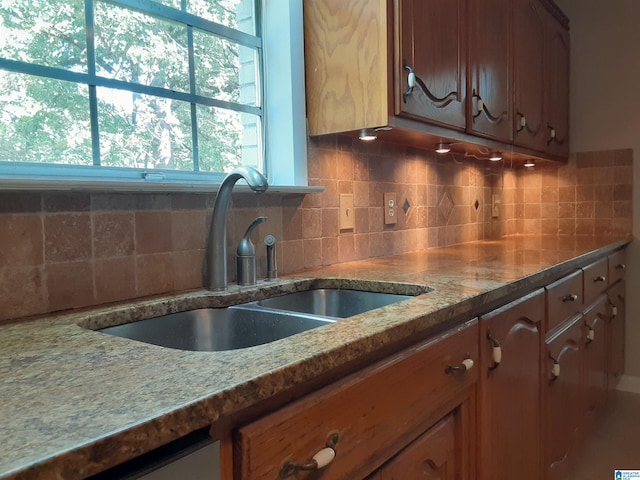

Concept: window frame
[[0, 0, 313, 190]]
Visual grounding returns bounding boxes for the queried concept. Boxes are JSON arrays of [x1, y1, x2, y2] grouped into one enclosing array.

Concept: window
[[0, 0, 309, 188]]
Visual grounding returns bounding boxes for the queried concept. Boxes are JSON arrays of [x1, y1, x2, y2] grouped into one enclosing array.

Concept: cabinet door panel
[[582, 296, 608, 432], [478, 289, 544, 480], [608, 280, 626, 390], [375, 413, 458, 480], [397, 0, 466, 130], [545, 12, 570, 157], [468, 0, 512, 141], [513, 0, 546, 152], [545, 316, 583, 480]]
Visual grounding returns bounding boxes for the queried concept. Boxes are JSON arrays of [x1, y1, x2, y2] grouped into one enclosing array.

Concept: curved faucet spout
[[204, 166, 269, 291]]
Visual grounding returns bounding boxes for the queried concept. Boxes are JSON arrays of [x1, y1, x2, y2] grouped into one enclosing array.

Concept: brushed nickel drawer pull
[[594, 276, 606, 283], [616, 263, 626, 270], [280, 433, 339, 478], [445, 355, 475, 374], [562, 294, 578, 303]]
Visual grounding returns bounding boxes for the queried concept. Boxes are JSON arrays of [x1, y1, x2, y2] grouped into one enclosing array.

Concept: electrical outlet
[[492, 194, 501, 218], [384, 192, 397, 225], [339, 194, 355, 230]]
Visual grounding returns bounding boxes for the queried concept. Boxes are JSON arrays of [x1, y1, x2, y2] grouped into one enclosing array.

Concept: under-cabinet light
[[358, 129, 377, 141], [524, 160, 536, 168], [489, 152, 503, 161], [435, 143, 451, 154]]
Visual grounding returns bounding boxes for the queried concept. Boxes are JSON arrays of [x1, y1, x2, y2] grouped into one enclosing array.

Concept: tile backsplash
[[0, 137, 632, 322]]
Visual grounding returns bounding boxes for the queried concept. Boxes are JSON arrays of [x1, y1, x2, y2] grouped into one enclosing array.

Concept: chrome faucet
[[203, 166, 269, 291]]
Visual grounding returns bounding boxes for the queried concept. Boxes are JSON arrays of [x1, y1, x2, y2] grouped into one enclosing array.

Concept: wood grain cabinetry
[[545, 270, 583, 333], [468, 0, 512, 142], [607, 279, 626, 391], [544, 314, 583, 480], [234, 320, 478, 480], [477, 289, 544, 480], [398, 0, 467, 130], [303, 0, 570, 161]]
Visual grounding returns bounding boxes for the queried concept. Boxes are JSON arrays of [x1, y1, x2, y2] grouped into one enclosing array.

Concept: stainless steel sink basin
[[256, 288, 414, 318], [98, 306, 334, 352]]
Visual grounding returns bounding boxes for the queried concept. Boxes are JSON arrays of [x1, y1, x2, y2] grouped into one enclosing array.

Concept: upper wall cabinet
[[468, 0, 513, 142], [513, 0, 547, 152], [397, 0, 467, 131], [303, 0, 570, 161]]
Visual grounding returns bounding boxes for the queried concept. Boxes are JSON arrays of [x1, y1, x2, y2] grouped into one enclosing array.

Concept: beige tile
[[303, 238, 322, 269], [46, 261, 94, 312], [44, 213, 92, 263], [0, 266, 46, 321], [136, 253, 175, 297], [280, 239, 304, 274], [338, 234, 356, 263], [301, 208, 322, 239], [94, 257, 136, 304], [321, 237, 339, 266], [322, 208, 339, 238], [172, 250, 204, 291], [171, 210, 206, 252], [135, 211, 173, 255], [93, 212, 135, 258], [0, 214, 43, 267], [354, 234, 371, 260]]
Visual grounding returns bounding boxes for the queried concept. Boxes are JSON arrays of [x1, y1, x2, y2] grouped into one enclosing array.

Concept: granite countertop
[[0, 235, 631, 479]]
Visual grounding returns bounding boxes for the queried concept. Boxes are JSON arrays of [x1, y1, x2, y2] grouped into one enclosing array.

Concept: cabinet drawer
[[546, 270, 583, 333], [582, 258, 609, 305], [235, 320, 479, 480], [608, 249, 627, 284]]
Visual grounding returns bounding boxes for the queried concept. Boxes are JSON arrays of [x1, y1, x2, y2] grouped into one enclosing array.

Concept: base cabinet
[[477, 289, 544, 480], [608, 279, 626, 391]]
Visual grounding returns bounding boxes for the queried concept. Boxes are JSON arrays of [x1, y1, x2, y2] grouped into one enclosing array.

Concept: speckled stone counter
[[0, 235, 630, 479]]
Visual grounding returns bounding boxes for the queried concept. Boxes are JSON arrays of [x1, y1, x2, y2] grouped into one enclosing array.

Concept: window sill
[[0, 177, 324, 195]]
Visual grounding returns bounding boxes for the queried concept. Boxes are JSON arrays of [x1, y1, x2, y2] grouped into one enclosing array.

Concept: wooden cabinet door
[[468, 0, 512, 142], [545, 10, 570, 157], [608, 280, 626, 391], [397, 0, 466, 130], [582, 296, 608, 433], [513, 0, 546, 152], [478, 289, 544, 480], [544, 315, 583, 480], [370, 412, 461, 480]]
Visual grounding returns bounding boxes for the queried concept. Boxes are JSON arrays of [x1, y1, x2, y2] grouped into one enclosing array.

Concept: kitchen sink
[[98, 306, 334, 352], [256, 288, 414, 318], [97, 288, 419, 352]]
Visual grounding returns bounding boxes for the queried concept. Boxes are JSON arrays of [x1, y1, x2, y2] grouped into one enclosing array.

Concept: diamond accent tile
[[474, 199, 480, 211], [438, 190, 455, 222], [402, 198, 411, 215]]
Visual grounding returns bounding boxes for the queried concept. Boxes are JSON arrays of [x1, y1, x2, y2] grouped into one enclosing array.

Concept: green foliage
[[0, 0, 259, 173]]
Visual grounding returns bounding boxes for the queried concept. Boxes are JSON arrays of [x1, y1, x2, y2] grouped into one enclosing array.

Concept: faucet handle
[[236, 216, 267, 286], [264, 234, 278, 280]]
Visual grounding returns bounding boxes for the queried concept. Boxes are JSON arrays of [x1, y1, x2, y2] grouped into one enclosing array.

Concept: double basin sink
[[98, 289, 417, 352]]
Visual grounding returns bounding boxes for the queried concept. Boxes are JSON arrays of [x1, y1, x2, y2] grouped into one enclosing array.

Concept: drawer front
[[235, 320, 479, 480], [582, 258, 609, 306], [546, 270, 583, 333], [608, 249, 627, 284]]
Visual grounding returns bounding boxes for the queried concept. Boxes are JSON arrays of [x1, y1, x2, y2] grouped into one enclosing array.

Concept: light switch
[[339, 194, 355, 231], [384, 192, 397, 225]]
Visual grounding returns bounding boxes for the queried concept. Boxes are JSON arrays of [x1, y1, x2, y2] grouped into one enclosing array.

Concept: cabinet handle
[[445, 356, 475, 374], [280, 433, 339, 478], [610, 303, 618, 317], [403, 64, 458, 106], [516, 111, 541, 136], [616, 263, 626, 270], [547, 124, 566, 145], [586, 327, 595, 342], [562, 294, 578, 303], [487, 331, 502, 371], [593, 275, 606, 283], [472, 90, 507, 124], [551, 361, 561, 379]]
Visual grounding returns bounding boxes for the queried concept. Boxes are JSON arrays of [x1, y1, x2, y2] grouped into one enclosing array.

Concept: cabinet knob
[[551, 361, 561, 378], [587, 327, 595, 342], [446, 356, 475, 374], [616, 263, 626, 270], [593, 276, 606, 283], [610, 304, 618, 317], [280, 433, 339, 478], [562, 294, 578, 303]]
